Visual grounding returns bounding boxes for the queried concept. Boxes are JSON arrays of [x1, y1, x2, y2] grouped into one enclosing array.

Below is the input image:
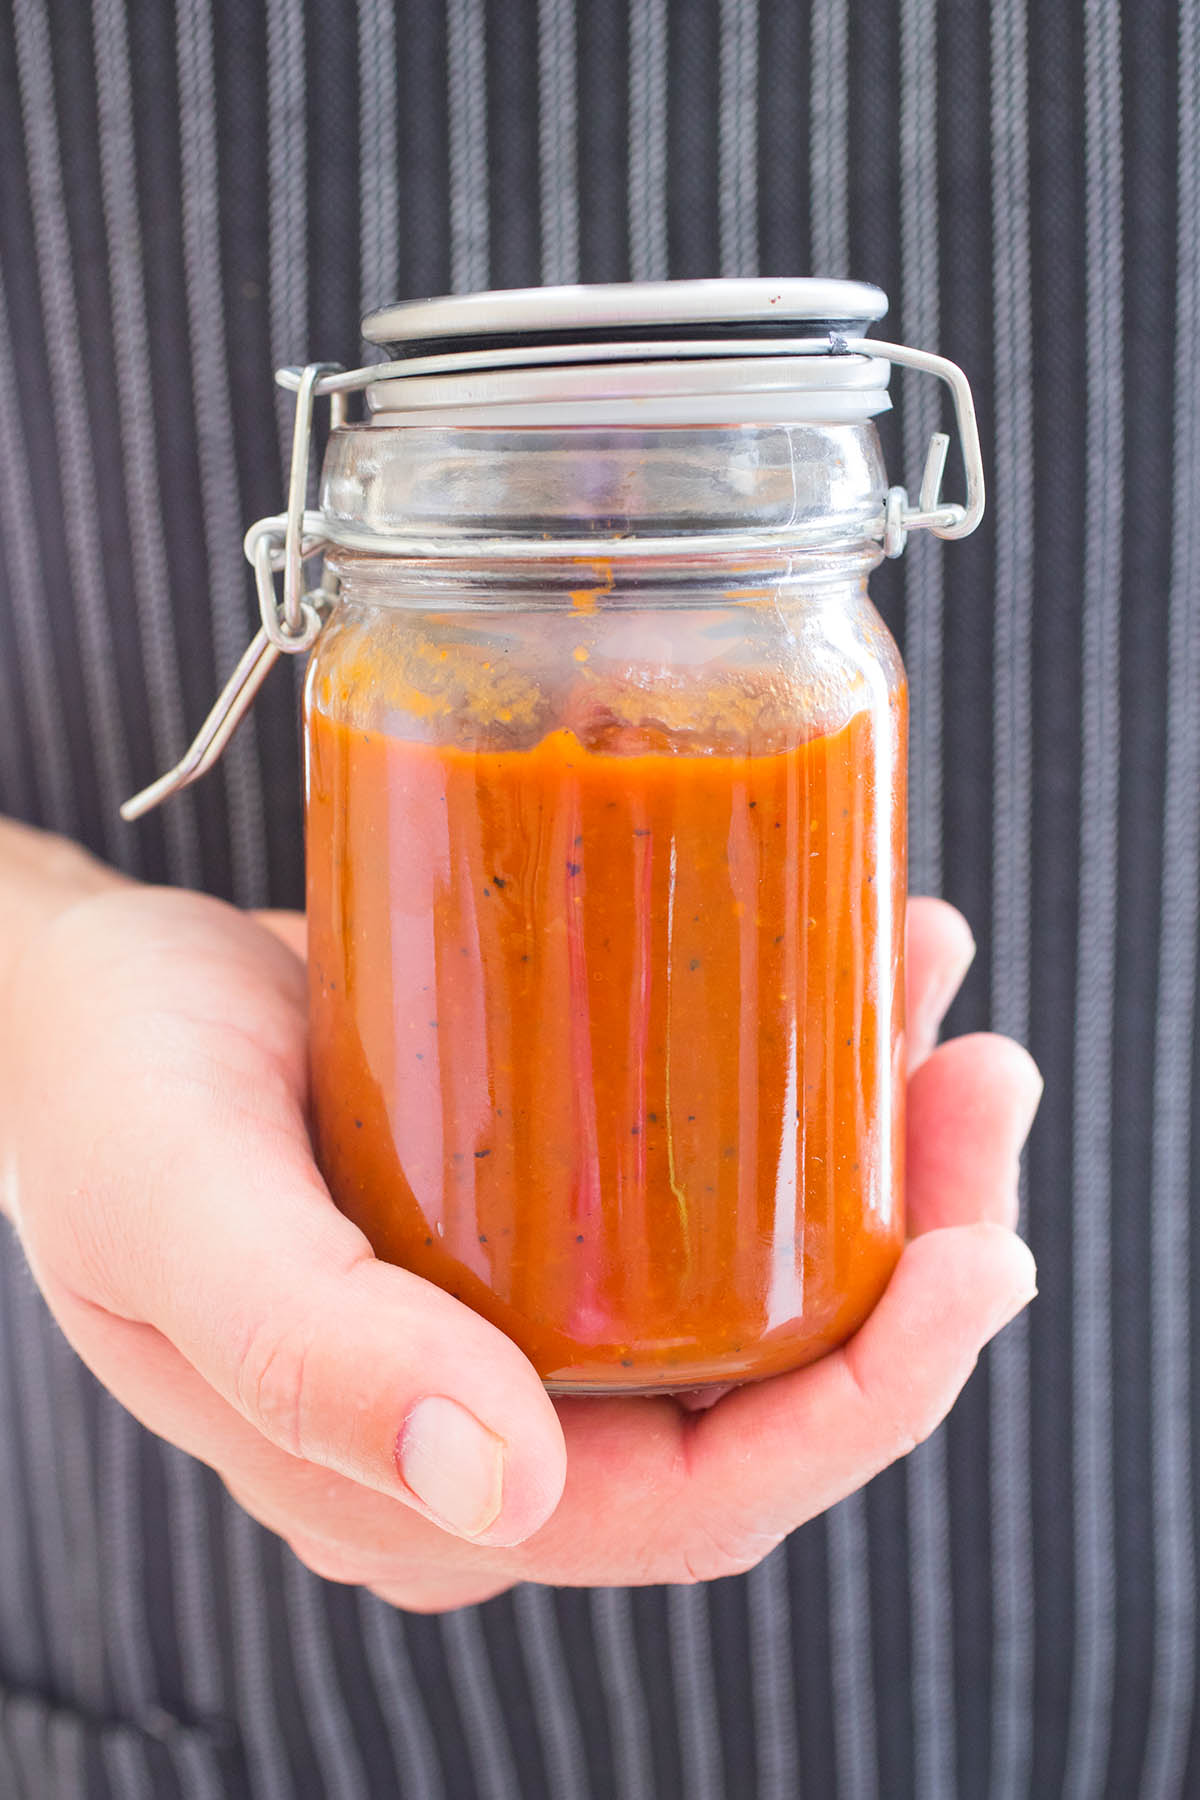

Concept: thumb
[[12, 889, 566, 1547]]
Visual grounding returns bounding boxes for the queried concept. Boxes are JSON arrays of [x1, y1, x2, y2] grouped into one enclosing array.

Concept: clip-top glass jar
[[124, 279, 984, 1394]]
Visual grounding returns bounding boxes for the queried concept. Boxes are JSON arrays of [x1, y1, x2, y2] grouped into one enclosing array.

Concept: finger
[[15, 891, 567, 1548], [682, 1223, 1036, 1575], [56, 1292, 508, 1612], [906, 897, 976, 1072], [47, 1283, 495, 1587], [907, 1033, 1043, 1234]]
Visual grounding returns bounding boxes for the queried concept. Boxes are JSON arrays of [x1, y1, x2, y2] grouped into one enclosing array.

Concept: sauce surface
[[307, 693, 906, 1389]]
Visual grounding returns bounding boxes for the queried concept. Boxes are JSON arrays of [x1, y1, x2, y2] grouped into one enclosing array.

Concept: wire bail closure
[[120, 335, 984, 821]]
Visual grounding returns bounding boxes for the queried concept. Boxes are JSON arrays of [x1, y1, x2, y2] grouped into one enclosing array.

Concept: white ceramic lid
[[362, 278, 889, 353], [358, 279, 893, 427]]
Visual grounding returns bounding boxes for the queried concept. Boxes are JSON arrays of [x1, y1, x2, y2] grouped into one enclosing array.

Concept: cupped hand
[[2, 883, 1039, 1612]]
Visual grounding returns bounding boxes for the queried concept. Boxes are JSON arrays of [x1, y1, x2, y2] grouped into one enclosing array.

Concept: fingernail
[[911, 932, 977, 1053], [397, 1397, 505, 1538]]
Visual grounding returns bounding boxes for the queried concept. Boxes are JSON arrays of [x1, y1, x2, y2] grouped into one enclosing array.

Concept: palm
[[6, 887, 1036, 1611]]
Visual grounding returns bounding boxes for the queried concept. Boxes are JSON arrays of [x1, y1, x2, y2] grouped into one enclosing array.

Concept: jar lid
[[359, 279, 894, 427], [362, 278, 888, 355]]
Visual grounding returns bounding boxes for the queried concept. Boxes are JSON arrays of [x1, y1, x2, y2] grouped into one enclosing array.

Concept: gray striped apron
[[0, 0, 1197, 1792]]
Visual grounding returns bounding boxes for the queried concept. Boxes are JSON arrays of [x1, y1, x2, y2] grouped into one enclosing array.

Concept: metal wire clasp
[[833, 336, 985, 557], [120, 364, 343, 821]]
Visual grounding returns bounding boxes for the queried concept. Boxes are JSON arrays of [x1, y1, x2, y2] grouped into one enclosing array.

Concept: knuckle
[[235, 1316, 318, 1458]]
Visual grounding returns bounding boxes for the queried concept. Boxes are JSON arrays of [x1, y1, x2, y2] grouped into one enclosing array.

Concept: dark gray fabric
[[0, 0, 1197, 1794]]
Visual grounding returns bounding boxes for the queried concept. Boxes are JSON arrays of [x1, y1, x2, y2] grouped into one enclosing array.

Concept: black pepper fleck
[[576, 1233, 585, 1243], [474, 1148, 491, 1159], [689, 958, 701, 972], [354, 1118, 363, 1130]]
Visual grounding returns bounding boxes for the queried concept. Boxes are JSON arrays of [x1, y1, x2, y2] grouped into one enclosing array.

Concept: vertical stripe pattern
[[511, 1586, 590, 1800], [627, 0, 668, 282], [357, 0, 400, 314], [281, 1557, 370, 1798], [808, 0, 850, 276], [92, 0, 201, 889], [590, 1586, 655, 1800], [897, 6, 955, 1797], [987, 0, 1037, 1794], [447, 0, 489, 292], [1140, 5, 1200, 1793], [717, 0, 758, 277], [11, 0, 135, 868], [0, 5, 1198, 1797], [266, 0, 308, 478], [438, 1606, 520, 1800], [667, 1584, 723, 1800], [809, 17, 878, 1792], [537, 0, 580, 285], [357, 1593, 447, 1800], [746, 1547, 799, 1800], [1062, 4, 1123, 1794], [0, 259, 75, 836], [175, 0, 270, 908]]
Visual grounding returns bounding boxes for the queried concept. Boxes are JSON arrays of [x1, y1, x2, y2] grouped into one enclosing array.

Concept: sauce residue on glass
[[307, 688, 906, 1390]]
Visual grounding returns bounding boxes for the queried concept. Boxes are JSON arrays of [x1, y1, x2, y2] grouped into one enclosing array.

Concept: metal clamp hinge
[[833, 336, 986, 557]]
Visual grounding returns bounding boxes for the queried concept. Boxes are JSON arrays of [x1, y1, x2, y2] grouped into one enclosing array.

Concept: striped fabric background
[[0, 1, 1197, 1795]]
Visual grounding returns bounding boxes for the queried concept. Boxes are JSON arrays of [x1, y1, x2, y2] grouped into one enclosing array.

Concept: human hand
[[2, 877, 1038, 1611]]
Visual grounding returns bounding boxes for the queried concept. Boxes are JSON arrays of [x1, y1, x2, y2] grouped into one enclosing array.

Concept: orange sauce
[[307, 692, 906, 1390]]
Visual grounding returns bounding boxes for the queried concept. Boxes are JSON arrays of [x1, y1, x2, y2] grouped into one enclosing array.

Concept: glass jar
[[124, 279, 984, 1394]]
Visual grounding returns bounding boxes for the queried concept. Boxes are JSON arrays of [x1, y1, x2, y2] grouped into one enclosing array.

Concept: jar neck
[[317, 419, 889, 560], [321, 549, 881, 614]]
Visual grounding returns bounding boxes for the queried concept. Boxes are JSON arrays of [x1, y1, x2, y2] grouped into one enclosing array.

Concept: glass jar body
[[304, 537, 907, 1393]]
